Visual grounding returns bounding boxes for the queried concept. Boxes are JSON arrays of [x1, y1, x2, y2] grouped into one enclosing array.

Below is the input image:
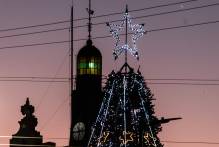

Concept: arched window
[[78, 56, 101, 75]]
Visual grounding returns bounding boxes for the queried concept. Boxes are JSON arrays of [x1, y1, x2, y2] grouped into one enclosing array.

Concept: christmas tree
[[88, 5, 180, 147], [88, 64, 163, 147]]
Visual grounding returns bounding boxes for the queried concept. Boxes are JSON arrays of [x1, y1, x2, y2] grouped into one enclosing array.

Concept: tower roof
[[78, 40, 101, 58]]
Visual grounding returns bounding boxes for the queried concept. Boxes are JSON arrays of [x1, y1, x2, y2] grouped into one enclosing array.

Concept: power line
[[2, 77, 219, 81], [148, 82, 219, 86], [2, 136, 219, 145], [80, 0, 201, 20], [162, 140, 219, 145], [1, 79, 219, 86], [1, 18, 216, 50], [0, 76, 68, 82], [0, 27, 69, 39], [0, 20, 69, 32], [149, 20, 219, 32], [0, 0, 201, 33], [0, 79, 68, 83], [0, 40, 68, 50], [0, 144, 64, 147], [39, 97, 69, 131], [146, 78, 219, 82], [0, 76, 68, 79], [133, 3, 219, 21], [93, 2, 219, 28], [35, 51, 70, 111], [87, 19, 219, 39], [1, 2, 218, 40]]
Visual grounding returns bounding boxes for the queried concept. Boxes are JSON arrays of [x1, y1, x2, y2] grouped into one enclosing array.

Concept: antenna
[[69, 3, 74, 146], [87, 0, 94, 40], [125, 5, 128, 72]]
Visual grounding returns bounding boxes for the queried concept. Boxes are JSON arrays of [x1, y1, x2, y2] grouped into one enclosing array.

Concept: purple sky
[[0, 0, 219, 146]]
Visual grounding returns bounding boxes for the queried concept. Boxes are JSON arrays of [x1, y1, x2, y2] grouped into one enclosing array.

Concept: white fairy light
[[107, 10, 145, 60]]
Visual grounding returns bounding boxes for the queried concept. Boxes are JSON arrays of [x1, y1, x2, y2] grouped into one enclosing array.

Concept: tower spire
[[87, 0, 94, 40]]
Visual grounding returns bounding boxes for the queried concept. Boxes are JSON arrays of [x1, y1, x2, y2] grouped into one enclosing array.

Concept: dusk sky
[[0, 0, 219, 146]]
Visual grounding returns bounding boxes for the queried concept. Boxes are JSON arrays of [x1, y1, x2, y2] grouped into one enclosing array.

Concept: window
[[78, 56, 101, 75]]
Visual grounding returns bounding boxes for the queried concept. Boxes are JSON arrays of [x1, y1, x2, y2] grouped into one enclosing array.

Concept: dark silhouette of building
[[10, 98, 56, 147], [69, 0, 103, 146], [69, 39, 103, 147]]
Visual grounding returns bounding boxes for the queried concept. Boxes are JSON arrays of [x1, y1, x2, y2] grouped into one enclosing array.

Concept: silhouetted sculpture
[[10, 98, 56, 147]]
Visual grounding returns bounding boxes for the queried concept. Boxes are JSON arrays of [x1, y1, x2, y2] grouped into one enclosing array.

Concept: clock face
[[73, 122, 86, 141]]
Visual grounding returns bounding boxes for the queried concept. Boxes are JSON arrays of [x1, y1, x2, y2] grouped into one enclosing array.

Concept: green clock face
[[73, 122, 86, 141]]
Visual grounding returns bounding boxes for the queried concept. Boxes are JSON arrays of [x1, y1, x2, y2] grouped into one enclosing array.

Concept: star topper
[[107, 5, 145, 61]]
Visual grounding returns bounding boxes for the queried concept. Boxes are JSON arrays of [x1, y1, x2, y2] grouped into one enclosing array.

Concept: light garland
[[144, 132, 157, 146], [88, 70, 163, 147], [107, 9, 145, 60], [98, 131, 110, 143]]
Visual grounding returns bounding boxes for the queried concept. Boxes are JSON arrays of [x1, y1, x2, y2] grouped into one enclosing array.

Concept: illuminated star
[[144, 132, 157, 146], [107, 7, 145, 60], [98, 131, 110, 143], [119, 131, 134, 145]]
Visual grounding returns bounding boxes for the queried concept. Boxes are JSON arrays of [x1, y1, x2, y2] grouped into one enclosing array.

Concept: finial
[[26, 97, 30, 105], [87, 39, 93, 46], [87, 0, 94, 40], [21, 97, 34, 116]]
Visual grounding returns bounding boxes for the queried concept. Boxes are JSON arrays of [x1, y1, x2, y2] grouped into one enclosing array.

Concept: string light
[[107, 8, 145, 60], [98, 131, 110, 143], [88, 70, 163, 146], [144, 132, 157, 146]]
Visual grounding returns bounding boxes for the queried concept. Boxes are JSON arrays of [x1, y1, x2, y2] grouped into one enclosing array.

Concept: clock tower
[[69, 1, 103, 146], [69, 39, 102, 147]]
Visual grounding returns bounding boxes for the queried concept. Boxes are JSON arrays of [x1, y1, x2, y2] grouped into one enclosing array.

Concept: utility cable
[[0, 80, 219, 86], [0, 0, 201, 33], [0, 19, 217, 50], [2, 135, 219, 145], [36, 50, 70, 112], [1, 138, 219, 145], [148, 82, 219, 86], [162, 140, 219, 145], [0, 2, 218, 39], [0, 77, 219, 82], [0, 79, 68, 83], [39, 97, 69, 131], [0, 144, 64, 147]]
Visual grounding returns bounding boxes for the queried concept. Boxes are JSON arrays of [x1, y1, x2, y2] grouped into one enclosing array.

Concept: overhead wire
[[1, 77, 219, 81], [39, 97, 69, 131], [162, 140, 219, 145], [1, 77, 219, 86], [0, 19, 218, 50], [35, 50, 70, 111], [2, 136, 219, 145], [0, 2, 218, 39], [0, 0, 201, 33], [0, 144, 64, 147], [148, 82, 219, 86]]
